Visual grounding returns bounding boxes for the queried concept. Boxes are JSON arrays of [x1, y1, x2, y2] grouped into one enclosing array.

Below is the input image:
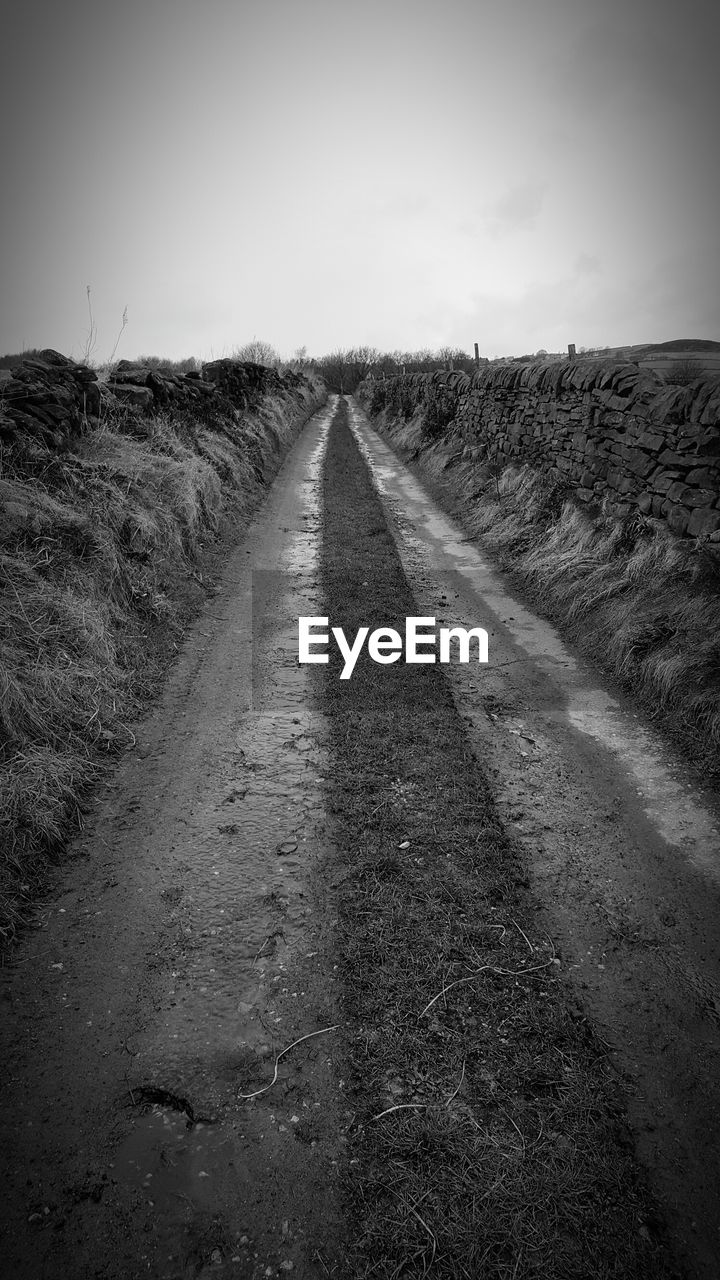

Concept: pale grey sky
[[1, 0, 718, 362]]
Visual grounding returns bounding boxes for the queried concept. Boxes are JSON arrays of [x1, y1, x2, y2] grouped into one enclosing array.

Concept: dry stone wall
[[0, 350, 314, 453], [363, 361, 720, 541]]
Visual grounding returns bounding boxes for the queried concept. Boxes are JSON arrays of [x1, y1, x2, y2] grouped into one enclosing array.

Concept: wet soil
[[1, 395, 719, 1278]]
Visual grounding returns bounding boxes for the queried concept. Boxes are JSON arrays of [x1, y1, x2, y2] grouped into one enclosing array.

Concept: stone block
[[605, 499, 633, 518], [657, 449, 695, 468], [607, 393, 629, 412], [664, 502, 691, 535], [685, 466, 720, 488], [107, 382, 154, 411], [686, 507, 720, 538], [636, 429, 665, 452], [667, 481, 692, 504], [700, 393, 720, 426], [648, 469, 679, 491], [683, 487, 718, 509], [619, 446, 655, 477], [696, 427, 720, 456], [648, 386, 691, 425], [596, 410, 626, 429], [689, 382, 720, 423]]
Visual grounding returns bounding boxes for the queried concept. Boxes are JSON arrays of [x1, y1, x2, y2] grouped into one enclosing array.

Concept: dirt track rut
[[2, 395, 720, 1278]]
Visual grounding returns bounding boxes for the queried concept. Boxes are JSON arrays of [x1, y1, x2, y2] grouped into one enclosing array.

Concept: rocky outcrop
[[362, 361, 720, 542]]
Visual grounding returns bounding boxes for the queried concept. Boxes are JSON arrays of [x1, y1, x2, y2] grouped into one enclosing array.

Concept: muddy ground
[[1, 397, 719, 1278]]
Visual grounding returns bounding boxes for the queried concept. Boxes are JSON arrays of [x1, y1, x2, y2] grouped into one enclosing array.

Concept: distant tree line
[[0, 348, 44, 369], [309, 346, 479, 394]]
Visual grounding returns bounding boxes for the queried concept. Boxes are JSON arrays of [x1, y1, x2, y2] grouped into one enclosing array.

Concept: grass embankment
[[0, 381, 325, 942], [366, 406, 720, 775], [318, 400, 674, 1279]]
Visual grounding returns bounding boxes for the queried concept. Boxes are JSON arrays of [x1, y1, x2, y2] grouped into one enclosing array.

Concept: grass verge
[[317, 399, 676, 1279], [363, 405, 720, 778], [0, 380, 325, 944]]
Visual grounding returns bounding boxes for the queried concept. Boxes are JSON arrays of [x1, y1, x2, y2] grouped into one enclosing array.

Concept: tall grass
[[0, 378, 325, 942]]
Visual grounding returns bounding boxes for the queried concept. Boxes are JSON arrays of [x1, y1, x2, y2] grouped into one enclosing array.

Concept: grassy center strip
[[317, 398, 673, 1279]]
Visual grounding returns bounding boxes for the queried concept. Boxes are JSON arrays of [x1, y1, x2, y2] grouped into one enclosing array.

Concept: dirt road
[[2, 396, 719, 1278]]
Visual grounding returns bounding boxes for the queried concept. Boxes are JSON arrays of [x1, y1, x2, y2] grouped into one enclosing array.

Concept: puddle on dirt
[[348, 402, 720, 886], [113, 1106, 228, 1210]]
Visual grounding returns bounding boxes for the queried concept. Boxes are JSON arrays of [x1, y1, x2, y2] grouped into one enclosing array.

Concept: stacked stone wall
[[364, 361, 720, 540], [0, 350, 315, 452]]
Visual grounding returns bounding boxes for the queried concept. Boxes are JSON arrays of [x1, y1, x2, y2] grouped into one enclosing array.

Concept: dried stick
[[238, 1024, 339, 1100], [419, 960, 554, 1019]]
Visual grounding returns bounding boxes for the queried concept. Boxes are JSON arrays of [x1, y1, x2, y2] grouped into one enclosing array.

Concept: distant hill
[[574, 339, 720, 380], [633, 338, 720, 355]]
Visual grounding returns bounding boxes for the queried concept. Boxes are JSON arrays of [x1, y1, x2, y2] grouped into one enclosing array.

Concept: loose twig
[[238, 1024, 339, 1100], [372, 1102, 427, 1121], [511, 918, 534, 954], [419, 960, 554, 1019]]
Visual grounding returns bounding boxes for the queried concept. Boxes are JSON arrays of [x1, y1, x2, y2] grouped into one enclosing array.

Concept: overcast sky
[[1, 0, 718, 362]]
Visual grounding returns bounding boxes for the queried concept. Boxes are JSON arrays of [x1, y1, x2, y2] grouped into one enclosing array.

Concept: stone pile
[[371, 361, 720, 541]]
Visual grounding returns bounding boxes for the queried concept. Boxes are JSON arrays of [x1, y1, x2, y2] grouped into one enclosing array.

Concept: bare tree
[[667, 358, 703, 386], [315, 347, 380, 393], [232, 337, 281, 366]]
